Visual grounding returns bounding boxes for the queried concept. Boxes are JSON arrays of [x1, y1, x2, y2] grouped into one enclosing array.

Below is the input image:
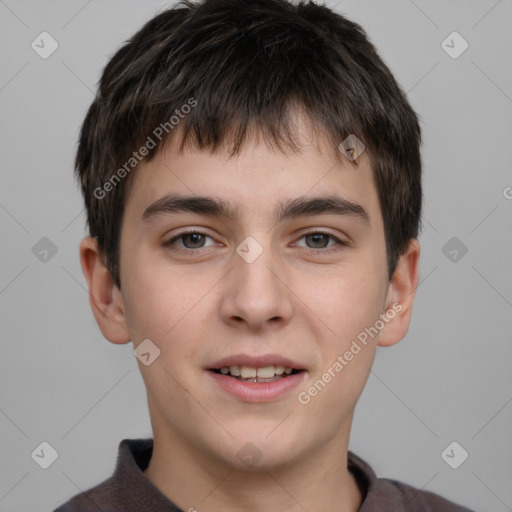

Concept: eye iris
[[183, 233, 204, 248], [307, 233, 329, 249]]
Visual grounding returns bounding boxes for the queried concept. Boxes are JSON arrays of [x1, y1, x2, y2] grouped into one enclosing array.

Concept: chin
[[217, 420, 309, 470]]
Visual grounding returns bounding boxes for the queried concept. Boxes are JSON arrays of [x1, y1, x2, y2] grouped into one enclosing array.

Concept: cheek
[[318, 264, 387, 342], [122, 255, 213, 358], [304, 279, 382, 411], [122, 276, 168, 340], [309, 256, 387, 404], [122, 263, 207, 402]]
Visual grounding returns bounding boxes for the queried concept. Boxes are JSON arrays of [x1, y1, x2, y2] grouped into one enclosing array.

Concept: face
[[110, 123, 403, 471]]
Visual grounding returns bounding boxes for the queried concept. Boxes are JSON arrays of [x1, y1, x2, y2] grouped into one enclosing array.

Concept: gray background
[[1, 0, 511, 511]]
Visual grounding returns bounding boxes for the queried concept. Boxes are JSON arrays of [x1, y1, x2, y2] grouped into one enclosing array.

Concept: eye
[[163, 229, 348, 256], [163, 230, 216, 254], [294, 231, 347, 252]]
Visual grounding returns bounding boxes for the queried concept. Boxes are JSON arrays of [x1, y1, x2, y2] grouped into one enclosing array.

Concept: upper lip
[[208, 353, 305, 370]]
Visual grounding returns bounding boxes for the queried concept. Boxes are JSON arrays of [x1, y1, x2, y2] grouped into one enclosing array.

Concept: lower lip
[[207, 370, 307, 402]]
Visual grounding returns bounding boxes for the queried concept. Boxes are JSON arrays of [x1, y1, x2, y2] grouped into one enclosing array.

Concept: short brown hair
[[75, 0, 422, 289]]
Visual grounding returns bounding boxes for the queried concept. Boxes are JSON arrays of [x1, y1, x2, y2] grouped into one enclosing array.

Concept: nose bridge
[[221, 234, 292, 328]]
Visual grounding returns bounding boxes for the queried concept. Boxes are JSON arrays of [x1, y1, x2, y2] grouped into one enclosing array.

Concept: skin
[[80, 118, 420, 512]]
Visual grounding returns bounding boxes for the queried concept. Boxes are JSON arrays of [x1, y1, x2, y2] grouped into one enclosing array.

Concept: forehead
[[122, 123, 381, 229]]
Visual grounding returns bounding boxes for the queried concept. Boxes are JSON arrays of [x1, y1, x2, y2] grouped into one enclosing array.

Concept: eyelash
[[162, 229, 348, 256]]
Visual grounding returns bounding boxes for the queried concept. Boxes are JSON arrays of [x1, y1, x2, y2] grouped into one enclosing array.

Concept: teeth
[[256, 366, 275, 379], [217, 365, 296, 379], [240, 366, 257, 378], [229, 365, 241, 376], [275, 365, 285, 375]]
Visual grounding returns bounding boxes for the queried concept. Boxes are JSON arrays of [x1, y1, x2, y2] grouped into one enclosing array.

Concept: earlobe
[[79, 236, 131, 345], [378, 239, 420, 347]]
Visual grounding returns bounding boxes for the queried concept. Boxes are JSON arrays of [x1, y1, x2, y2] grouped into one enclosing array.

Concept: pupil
[[308, 233, 328, 248], [185, 233, 204, 248]]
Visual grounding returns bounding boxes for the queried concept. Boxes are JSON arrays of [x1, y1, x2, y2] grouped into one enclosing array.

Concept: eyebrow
[[142, 193, 369, 225]]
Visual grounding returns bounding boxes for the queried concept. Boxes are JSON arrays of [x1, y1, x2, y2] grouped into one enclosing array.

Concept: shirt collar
[[112, 438, 389, 511]]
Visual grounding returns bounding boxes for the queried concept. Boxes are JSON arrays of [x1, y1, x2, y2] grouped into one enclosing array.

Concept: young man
[[55, 0, 474, 510]]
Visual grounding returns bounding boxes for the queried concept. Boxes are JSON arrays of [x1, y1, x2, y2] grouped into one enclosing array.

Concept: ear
[[79, 236, 131, 345], [378, 239, 420, 347]]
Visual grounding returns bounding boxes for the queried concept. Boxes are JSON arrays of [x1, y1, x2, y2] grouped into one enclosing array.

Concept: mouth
[[206, 354, 307, 402], [208, 365, 302, 383]]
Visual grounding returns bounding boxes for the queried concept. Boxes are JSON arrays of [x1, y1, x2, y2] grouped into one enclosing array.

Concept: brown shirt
[[54, 438, 474, 512]]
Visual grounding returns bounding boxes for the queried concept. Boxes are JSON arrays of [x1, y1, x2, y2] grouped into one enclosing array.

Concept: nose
[[219, 239, 294, 331]]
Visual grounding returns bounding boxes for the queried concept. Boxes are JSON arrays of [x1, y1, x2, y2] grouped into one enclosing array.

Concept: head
[[78, 0, 421, 471]]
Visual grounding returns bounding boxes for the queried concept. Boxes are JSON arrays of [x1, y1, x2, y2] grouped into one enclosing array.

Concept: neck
[[144, 431, 363, 512]]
